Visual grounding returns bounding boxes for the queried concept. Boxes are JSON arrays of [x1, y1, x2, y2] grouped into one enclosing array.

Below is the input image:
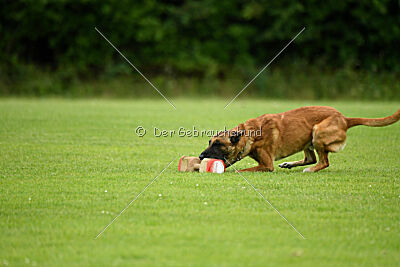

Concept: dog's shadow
[[224, 165, 387, 176]]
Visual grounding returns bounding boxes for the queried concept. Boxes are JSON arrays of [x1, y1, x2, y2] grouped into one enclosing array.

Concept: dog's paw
[[303, 167, 312, 173], [279, 162, 292, 169]]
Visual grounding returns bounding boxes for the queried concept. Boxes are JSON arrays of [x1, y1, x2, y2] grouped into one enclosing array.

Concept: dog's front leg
[[238, 165, 273, 172], [238, 149, 274, 172]]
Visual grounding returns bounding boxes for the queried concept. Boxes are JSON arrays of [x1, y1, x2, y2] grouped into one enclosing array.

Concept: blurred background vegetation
[[1, 0, 399, 99]]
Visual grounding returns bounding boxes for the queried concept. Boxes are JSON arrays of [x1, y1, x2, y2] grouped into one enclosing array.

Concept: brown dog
[[199, 106, 400, 172]]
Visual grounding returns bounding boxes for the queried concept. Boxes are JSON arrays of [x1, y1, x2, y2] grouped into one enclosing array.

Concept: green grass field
[[1, 98, 399, 266]]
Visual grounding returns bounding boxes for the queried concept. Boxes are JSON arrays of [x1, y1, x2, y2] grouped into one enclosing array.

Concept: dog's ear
[[230, 130, 243, 144], [236, 123, 245, 131]]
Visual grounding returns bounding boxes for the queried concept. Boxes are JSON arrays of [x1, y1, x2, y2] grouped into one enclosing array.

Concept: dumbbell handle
[[193, 163, 200, 170]]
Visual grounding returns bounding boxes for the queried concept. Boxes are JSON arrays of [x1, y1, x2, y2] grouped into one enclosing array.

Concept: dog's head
[[199, 123, 252, 167]]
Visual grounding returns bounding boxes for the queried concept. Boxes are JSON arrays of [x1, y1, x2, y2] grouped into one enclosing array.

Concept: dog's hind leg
[[303, 149, 329, 172], [278, 146, 317, 169], [303, 116, 346, 172]]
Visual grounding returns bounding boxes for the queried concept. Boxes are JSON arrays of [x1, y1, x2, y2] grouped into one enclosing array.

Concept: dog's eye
[[213, 140, 221, 146]]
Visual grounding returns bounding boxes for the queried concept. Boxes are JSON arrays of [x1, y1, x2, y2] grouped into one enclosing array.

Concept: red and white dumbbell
[[178, 156, 225, 173]]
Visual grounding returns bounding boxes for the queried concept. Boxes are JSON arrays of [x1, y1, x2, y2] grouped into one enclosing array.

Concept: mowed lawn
[[0, 98, 399, 266]]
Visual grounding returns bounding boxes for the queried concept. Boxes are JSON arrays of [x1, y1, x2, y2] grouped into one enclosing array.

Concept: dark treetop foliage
[[1, 0, 399, 99], [2, 0, 400, 74]]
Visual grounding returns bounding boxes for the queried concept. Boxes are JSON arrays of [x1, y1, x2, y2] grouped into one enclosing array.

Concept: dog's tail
[[345, 109, 400, 128]]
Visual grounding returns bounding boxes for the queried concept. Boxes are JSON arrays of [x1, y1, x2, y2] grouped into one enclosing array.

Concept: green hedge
[[2, 0, 400, 72], [1, 0, 400, 98]]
